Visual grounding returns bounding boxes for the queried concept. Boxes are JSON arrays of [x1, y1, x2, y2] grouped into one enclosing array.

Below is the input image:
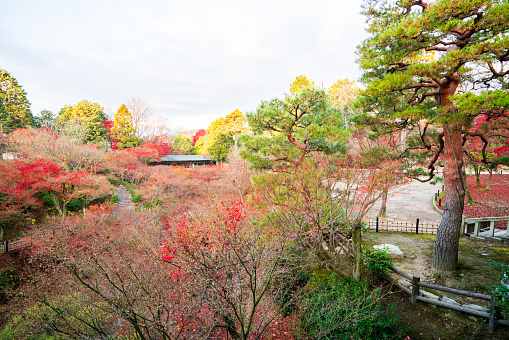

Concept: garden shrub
[[67, 198, 82, 211], [0, 293, 113, 339], [42, 193, 54, 207], [111, 195, 119, 204], [487, 260, 509, 320], [298, 272, 407, 340], [131, 195, 142, 203], [0, 269, 17, 303], [364, 246, 393, 276]]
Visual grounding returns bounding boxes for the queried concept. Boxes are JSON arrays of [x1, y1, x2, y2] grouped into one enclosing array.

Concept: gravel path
[[367, 180, 443, 222]]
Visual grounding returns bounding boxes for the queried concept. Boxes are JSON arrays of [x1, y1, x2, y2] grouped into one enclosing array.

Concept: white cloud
[[0, 0, 367, 130]]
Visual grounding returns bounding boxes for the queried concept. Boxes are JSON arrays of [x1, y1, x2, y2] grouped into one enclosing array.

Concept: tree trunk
[[432, 124, 465, 273], [474, 165, 481, 186], [486, 169, 493, 190], [223, 314, 241, 340], [463, 169, 474, 204], [378, 187, 388, 217], [352, 224, 363, 281]]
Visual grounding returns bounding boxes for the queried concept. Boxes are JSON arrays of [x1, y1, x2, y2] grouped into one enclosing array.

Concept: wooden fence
[[0, 237, 33, 254], [363, 216, 440, 234], [389, 266, 509, 333]]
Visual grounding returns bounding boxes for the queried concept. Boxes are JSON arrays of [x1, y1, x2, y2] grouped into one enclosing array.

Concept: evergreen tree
[[111, 104, 139, 149], [356, 0, 509, 272], [0, 68, 35, 133], [240, 86, 347, 171], [58, 100, 109, 143]]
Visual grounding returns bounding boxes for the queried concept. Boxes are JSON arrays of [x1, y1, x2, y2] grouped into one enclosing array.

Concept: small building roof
[[160, 155, 212, 162]]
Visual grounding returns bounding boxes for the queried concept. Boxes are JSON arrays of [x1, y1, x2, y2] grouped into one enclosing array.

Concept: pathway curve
[[367, 180, 443, 222]]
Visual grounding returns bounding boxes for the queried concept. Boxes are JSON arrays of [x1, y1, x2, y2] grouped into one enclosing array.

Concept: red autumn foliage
[[463, 174, 509, 226], [0, 158, 61, 220], [192, 129, 206, 146]]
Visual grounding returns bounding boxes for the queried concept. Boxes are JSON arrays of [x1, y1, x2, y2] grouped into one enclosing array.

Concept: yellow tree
[[289, 75, 315, 95], [328, 78, 360, 110], [58, 100, 108, 143], [203, 109, 246, 161], [111, 104, 139, 149]]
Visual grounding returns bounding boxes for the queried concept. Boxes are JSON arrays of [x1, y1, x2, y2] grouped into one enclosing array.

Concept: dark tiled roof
[[160, 155, 212, 162]]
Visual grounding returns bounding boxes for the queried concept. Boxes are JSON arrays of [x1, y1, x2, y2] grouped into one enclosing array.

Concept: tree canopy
[[111, 104, 139, 149], [240, 87, 347, 171], [356, 0, 509, 272], [203, 109, 246, 161], [0, 68, 35, 133], [58, 100, 109, 143]]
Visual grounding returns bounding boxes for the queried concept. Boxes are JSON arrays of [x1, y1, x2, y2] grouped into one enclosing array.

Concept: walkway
[[367, 180, 443, 222], [115, 185, 134, 211]]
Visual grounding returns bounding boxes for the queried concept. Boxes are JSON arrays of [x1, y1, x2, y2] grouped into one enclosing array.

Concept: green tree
[[111, 104, 139, 149], [207, 132, 233, 161], [34, 109, 55, 128], [172, 134, 194, 154], [0, 68, 35, 133], [240, 87, 347, 171], [58, 100, 108, 143], [356, 0, 509, 272]]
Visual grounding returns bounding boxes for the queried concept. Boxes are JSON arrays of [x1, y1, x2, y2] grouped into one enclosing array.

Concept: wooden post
[[489, 295, 497, 333], [376, 216, 379, 233], [5, 240, 8, 253], [439, 199, 441, 206], [416, 219, 419, 234], [489, 220, 495, 237], [411, 275, 420, 304]]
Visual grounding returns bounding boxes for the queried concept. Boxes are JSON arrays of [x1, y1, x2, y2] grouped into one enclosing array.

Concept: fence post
[[416, 219, 419, 234], [489, 295, 497, 333], [5, 240, 8, 252], [411, 275, 420, 304], [376, 216, 379, 233]]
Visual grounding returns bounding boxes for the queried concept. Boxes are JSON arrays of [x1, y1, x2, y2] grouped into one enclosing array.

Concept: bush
[[298, 273, 407, 340], [0, 269, 17, 303], [0, 293, 112, 339], [131, 195, 142, 203], [111, 195, 119, 204], [364, 246, 394, 276], [487, 260, 509, 320], [42, 193, 54, 207], [67, 198, 82, 212]]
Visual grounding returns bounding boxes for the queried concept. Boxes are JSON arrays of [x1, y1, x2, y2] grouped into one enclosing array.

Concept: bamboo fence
[[363, 216, 440, 234]]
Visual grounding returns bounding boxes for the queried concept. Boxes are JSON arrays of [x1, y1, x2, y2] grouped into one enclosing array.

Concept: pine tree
[[111, 104, 139, 149], [0, 68, 35, 133], [357, 0, 509, 272]]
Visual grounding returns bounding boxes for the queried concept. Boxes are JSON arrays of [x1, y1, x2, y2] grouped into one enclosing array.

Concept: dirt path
[[367, 180, 443, 222]]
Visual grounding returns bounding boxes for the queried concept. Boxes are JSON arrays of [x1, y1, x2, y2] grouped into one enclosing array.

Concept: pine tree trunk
[[432, 124, 465, 273], [463, 169, 474, 204]]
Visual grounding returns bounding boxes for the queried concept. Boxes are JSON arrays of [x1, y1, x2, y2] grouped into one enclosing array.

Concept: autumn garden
[[1, 1, 509, 339]]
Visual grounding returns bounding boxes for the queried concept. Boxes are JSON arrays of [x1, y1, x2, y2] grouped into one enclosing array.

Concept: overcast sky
[[0, 0, 368, 131]]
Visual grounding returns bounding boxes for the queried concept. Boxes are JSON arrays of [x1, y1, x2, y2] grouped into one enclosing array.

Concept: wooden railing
[[0, 237, 32, 254], [389, 267, 509, 333], [463, 216, 509, 239]]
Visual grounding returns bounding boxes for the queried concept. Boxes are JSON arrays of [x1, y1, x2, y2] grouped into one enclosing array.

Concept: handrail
[[388, 266, 508, 333]]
